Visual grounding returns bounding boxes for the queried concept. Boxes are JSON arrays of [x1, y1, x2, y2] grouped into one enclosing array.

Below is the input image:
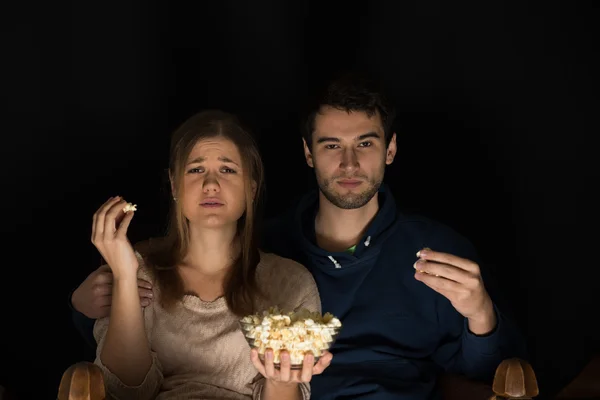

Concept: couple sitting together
[[69, 73, 527, 399]]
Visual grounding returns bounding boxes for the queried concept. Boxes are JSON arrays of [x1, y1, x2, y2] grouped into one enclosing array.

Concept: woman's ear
[[169, 170, 176, 200], [251, 180, 257, 201]]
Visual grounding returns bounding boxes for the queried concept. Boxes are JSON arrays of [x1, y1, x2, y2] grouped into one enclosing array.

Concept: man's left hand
[[414, 248, 496, 335]]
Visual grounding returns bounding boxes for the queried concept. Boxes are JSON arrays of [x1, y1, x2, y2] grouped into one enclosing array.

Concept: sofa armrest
[[58, 362, 105, 400], [441, 358, 539, 400]]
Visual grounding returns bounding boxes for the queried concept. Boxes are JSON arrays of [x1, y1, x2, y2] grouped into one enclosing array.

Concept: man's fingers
[[92, 284, 112, 297], [94, 296, 112, 307], [97, 264, 112, 273], [137, 279, 153, 289], [417, 248, 478, 273], [141, 297, 152, 307], [94, 269, 113, 285], [414, 271, 461, 294], [413, 260, 473, 283], [138, 288, 153, 299], [92, 207, 98, 243]]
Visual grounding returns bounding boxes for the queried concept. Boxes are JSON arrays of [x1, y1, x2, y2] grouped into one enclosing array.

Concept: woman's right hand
[[91, 196, 139, 281]]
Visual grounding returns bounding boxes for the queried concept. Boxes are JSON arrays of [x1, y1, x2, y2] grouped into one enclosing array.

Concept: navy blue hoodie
[[261, 184, 527, 400]]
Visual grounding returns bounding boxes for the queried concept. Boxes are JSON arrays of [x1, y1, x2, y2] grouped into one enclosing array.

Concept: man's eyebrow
[[315, 136, 340, 144], [315, 131, 381, 144], [356, 132, 381, 141]]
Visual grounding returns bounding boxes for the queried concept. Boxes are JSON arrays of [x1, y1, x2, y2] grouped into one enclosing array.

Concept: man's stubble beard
[[314, 163, 384, 210]]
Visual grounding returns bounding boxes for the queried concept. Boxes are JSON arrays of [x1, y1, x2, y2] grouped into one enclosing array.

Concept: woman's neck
[[183, 223, 239, 275]]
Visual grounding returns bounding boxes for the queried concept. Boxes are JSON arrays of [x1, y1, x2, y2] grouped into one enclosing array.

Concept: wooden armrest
[[58, 362, 105, 400], [58, 359, 539, 400], [491, 358, 539, 400], [441, 358, 539, 400]]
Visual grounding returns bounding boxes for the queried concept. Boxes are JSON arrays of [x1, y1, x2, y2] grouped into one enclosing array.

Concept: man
[[70, 72, 526, 399]]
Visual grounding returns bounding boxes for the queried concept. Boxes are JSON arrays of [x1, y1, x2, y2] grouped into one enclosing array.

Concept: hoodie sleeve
[[427, 224, 528, 382], [68, 287, 99, 352]]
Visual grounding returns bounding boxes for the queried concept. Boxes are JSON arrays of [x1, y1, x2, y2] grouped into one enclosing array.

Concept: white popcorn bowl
[[238, 320, 341, 370]]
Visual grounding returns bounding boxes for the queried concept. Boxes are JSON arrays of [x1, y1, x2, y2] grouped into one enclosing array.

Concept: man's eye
[[325, 144, 340, 149], [358, 141, 372, 147], [188, 167, 203, 173], [221, 167, 236, 173]]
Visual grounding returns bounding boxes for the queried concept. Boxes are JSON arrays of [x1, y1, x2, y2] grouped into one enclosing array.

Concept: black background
[[1, 1, 598, 399]]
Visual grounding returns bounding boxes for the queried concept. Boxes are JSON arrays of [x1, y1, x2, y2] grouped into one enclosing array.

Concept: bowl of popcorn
[[239, 307, 342, 369]]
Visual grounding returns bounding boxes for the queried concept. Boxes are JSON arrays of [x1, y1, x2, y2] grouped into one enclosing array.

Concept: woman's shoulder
[[256, 251, 318, 292], [257, 251, 313, 279], [255, 251, 320, 313]]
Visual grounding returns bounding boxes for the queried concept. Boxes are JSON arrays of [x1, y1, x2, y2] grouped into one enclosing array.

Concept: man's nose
[[340, 148, 359, 173]]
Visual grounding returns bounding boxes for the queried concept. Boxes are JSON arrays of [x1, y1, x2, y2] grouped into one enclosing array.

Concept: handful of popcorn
[[239, 307, 342, 367]]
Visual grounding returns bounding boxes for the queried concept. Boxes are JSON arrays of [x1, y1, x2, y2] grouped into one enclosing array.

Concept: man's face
[[304, 106, 397, 209]]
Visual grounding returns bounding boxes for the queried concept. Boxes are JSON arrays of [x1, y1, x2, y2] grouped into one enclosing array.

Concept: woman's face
[[178, 136, 249, 229]]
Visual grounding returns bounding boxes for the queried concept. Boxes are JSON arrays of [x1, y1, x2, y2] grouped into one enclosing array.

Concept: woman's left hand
[[251, 348, 332, 385]]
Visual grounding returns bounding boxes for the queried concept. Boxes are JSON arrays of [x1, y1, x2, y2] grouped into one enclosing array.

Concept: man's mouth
[[337, 179, 362, 188]]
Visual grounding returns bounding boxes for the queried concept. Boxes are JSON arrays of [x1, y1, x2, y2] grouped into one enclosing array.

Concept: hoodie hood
[[292, 183, 399, 274]]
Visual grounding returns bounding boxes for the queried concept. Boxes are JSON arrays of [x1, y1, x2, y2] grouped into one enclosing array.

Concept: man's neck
[[314, 192, 380, 253]]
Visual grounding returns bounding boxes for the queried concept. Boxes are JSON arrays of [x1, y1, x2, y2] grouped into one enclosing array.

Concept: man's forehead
[[314, 107, 383, 137]]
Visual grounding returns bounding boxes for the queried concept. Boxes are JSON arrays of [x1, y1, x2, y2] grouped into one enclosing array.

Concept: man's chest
[[312, 253, 441, 359]]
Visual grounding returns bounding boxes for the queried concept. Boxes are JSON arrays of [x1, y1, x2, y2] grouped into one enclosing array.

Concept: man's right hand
[[71, 264, 153, 319]]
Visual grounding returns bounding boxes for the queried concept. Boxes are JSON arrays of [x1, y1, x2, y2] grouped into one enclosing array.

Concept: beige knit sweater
[[93, 251, 321, 400]]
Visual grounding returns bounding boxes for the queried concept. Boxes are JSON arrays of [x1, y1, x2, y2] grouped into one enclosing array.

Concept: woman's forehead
[[187, 137, 242, 163]]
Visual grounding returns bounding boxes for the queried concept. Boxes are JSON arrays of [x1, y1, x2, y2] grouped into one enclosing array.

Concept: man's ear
[[303, 138, 314, 168], [385, 133, 397, 165]]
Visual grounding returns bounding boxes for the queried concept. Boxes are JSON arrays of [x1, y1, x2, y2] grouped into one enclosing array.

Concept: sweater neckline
[[181, 293, 227, 312]]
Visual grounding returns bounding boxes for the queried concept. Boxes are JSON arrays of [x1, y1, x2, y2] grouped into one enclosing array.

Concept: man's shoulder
[[393, 211, 456, 237], [391, 211, 477, 259]]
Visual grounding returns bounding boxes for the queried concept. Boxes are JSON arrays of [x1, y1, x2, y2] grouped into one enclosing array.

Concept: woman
[[91, 110, 331, 400]]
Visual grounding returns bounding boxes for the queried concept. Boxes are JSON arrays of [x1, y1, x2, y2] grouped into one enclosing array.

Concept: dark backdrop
[[1, 1, 598, 399]]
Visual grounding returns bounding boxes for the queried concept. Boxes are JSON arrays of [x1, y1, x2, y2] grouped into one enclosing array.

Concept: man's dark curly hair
[[302, 72, 396, 150]]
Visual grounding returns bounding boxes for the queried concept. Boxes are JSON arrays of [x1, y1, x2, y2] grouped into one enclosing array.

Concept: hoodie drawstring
[[327, 236, 372, 269], [328, 256, 342, 269]]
